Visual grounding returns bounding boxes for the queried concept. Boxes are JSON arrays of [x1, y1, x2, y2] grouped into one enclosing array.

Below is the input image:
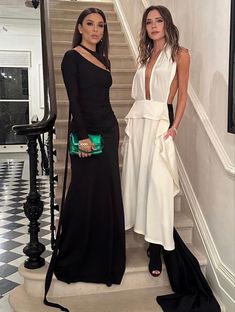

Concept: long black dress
[[54, 49, 126, 286]]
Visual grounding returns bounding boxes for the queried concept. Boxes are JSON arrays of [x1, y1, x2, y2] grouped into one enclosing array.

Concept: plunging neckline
[[144, 48, 165, 101]]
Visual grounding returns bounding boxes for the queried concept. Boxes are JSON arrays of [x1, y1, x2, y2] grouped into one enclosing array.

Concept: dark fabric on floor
[[157, 229, 221, 312]]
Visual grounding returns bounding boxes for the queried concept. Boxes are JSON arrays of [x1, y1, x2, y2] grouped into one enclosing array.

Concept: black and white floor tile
[[0, 160, 55, 310]]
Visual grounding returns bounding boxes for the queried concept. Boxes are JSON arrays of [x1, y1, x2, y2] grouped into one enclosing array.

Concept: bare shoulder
[[176, 47, 190, 64], [73, 45, 84, 54]]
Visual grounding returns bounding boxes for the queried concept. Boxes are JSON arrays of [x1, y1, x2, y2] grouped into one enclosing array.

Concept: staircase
[[8, 1, 211, 311]]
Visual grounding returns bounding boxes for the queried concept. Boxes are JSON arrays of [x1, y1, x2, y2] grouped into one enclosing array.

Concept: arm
[[61, 51, 88, 140], [61, 51, 93, 157], [164, 48, 190, 139]]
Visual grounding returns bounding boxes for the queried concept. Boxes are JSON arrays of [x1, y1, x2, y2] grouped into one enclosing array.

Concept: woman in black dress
[[53, 8, 126, 286]]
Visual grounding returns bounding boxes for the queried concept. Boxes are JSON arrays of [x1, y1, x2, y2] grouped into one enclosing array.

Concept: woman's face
[[146, 9, 165, 42], [79, 13, 105, 46]]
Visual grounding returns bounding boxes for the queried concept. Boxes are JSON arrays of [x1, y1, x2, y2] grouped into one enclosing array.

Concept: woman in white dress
[[121, 5, 190, 277]]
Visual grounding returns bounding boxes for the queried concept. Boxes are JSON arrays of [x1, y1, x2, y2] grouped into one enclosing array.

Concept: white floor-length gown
[[121, 45, 180, 251]]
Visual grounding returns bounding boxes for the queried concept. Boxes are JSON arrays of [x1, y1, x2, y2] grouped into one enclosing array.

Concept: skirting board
[[176, 148, 235, 311]]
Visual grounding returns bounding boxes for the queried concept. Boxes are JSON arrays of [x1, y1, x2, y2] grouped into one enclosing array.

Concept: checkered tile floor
[[0, 160, 55, 303]]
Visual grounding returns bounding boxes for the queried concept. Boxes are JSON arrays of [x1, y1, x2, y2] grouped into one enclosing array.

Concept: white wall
[[172, 0, 235, 271], [148, 0, 173, 12], [0, 21, 43, 119], [0, 11, 44, 152]]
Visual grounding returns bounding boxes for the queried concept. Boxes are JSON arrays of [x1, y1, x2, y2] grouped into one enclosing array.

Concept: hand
[[78, 138, 94, 158], [164, 127, 177, 140]]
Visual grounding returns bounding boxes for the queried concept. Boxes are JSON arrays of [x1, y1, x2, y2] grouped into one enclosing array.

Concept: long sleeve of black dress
[[61, 51, 88, 140]]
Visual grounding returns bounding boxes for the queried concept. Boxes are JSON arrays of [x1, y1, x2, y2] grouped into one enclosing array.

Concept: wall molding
[[188, 83, 235, 178], [176, 148, 235, 307]]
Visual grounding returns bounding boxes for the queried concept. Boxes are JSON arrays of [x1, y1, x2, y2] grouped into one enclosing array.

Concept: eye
[[87, 21, 93, 26], [157, 19, 164, 23], [98, 23, 105, 28], [146, 20, 152, 25]]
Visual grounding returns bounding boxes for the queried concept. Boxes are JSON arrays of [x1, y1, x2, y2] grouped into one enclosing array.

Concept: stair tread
[[126, 243, 206, 271], [9, 284, 169, 312], [18, 241, 206, 282]]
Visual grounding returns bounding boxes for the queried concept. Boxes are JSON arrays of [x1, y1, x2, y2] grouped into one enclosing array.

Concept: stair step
[[52, 41, 131, 55], [50, 8, 118, 20], [9, 284, 170, 312], [49, 0, 114, 11], [13, 244, 206, 299]]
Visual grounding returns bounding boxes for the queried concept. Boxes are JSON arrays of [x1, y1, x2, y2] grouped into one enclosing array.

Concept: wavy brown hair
[[138, 6, 180, 65], [72, 8, 110, 70]]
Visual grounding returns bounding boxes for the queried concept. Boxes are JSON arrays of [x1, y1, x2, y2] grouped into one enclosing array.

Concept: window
[[0, 50, 31, 146], [0, 67, 29, 144]]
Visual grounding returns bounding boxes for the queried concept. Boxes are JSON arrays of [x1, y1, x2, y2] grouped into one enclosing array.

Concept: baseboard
[[176, 148, 235, 311]]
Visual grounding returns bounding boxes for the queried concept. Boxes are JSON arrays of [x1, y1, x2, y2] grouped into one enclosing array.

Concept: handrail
[[13, 0, 57, 136]]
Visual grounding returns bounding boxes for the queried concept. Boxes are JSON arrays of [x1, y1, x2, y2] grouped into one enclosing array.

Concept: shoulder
[[61, 49, 80, 69], [175, 47, 190, 64], [63, 49, 78, 60]]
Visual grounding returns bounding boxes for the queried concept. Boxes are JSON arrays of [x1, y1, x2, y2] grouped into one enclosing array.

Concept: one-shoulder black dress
[[54, 49, 126, 286]]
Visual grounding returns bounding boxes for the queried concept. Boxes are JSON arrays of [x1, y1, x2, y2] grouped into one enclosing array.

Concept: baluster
[[47, 128, 56, 249], [23, 135, 45, 269]]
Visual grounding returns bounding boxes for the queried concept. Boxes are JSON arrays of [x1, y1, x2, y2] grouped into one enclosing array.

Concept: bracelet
[[79, 142, 89, 146], [172, 127, 178, 134]]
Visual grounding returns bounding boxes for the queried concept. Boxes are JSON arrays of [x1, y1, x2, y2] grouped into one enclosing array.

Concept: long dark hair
[[72, 8, 110, 69], [138, 5, 180, 65]]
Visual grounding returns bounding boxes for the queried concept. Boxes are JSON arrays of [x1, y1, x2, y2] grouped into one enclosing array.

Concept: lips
[[151, 31, 159, 35]]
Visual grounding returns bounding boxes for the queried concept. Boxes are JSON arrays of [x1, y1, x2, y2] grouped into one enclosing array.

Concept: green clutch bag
[[70, 133, 104, 155]]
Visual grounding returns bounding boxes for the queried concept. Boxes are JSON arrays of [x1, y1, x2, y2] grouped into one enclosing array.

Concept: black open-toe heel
[[147, 243, 162, 277]]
